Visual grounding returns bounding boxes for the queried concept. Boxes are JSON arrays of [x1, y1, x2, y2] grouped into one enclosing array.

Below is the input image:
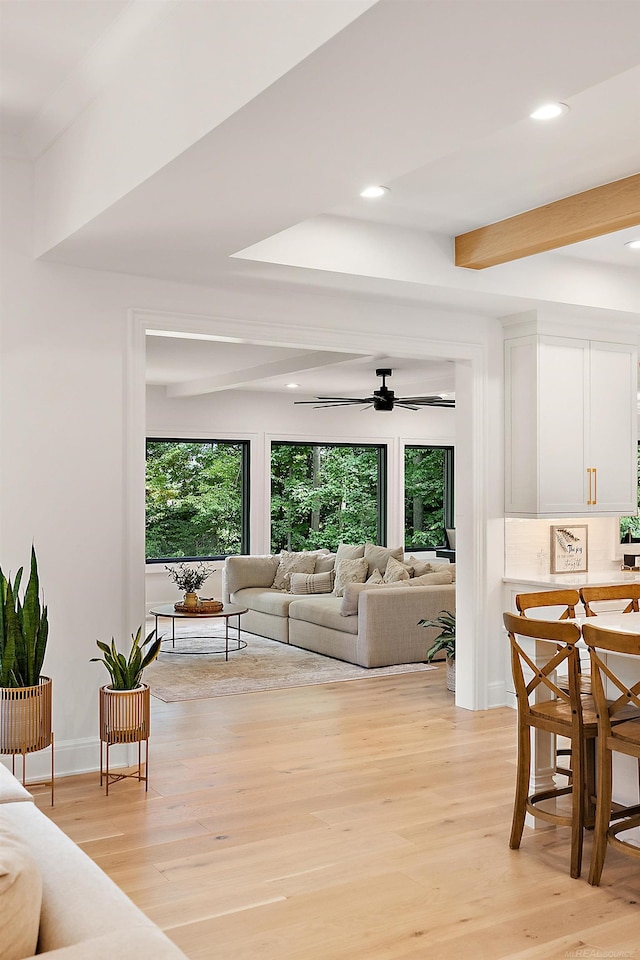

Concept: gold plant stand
[[0, 676, 54, 805], [99, 684, 150, 796]]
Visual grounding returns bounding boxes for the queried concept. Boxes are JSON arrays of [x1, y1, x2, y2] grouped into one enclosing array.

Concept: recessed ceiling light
[[529, 102, 570, 120], [624, 239, 640, 250], [286, 383, 300, 389], [359, 185, 390, 199]]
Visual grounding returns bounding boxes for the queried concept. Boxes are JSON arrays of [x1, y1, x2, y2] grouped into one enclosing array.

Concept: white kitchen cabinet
[[505, 334, 637, 517]]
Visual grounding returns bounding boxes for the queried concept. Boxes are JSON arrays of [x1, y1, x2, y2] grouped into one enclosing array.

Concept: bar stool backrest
[[581, 623, 640, 737], [516, 589, 580, 620], [579, 584, 640, 618], [504, 611, 583, 717]]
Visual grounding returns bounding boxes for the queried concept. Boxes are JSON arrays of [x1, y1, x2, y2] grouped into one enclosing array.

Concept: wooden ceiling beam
[[455, 173, 640, 270]]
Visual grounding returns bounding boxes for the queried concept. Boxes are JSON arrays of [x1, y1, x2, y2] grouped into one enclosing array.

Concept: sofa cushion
[[0, 817, 42, 960], [232, 587, 303, 617], [336, 542, 365, 560], [407, 556, 434, 578], [383, 556, 411, 583], [289, 596, 359, 634], [429, 561, 456, 581], [272, 551, 317, 591], [410, 570, 454, 586], [314, 552, 336, 573], [364, 543, 404, 577], [289, 570, 335, 595], [366, 568, 384, 584], [333, 557, 368, 596], [224, 555, 279, 597]]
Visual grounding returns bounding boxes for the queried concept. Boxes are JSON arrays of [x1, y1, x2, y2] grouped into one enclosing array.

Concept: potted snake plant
[[91, 626, 161, 794], [0, 547, 53, 778]]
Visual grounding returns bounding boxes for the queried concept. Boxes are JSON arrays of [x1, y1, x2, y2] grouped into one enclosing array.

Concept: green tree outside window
[[270, 443, 384, 552], [146, 440, 247, 559]]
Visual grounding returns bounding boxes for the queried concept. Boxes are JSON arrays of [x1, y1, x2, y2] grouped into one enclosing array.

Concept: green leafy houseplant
[[418, 610, 456, 662], [165, 561, 215, 594], [0, 546, 49, 688], [91, 627, 161, 690]]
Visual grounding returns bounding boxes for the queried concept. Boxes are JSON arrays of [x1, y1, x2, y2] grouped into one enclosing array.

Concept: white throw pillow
[[383, 556, 411, 583], [428, 562, 456, 581], [0, 820, 42, 960], [363, 543, 404, 578], [271, 551, 317, 591], [335, 543, 366, 561], [408, 556, 434, 578], [314, 552, 336, 574], [333, 557, 368, 597], [408, 571, 454, 586], [289, 571, 335, 595]]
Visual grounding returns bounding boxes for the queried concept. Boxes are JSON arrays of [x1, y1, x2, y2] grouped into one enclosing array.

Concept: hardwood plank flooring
[[35, 669, 640, 959]]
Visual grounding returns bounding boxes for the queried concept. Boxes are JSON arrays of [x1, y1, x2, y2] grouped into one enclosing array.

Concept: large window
[[271, 442, 386, 552], [404, 445, 454, 549], [145, 438, 249, 560], [620, 442, 640, 542]]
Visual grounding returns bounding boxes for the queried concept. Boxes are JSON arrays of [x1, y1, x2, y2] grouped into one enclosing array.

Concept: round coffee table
[[149, 603, 248, 661]]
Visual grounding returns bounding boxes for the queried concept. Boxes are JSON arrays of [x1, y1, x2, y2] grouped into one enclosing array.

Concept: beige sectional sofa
[[0, 763, 187, 960], [223, 550, 456, 668]]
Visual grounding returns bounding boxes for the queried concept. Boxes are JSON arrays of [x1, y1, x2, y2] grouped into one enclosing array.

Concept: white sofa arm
[[357, 584, 455, 668], [223, 555, 279, 602]]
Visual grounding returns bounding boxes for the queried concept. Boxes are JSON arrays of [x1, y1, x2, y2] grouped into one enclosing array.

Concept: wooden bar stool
[[582, 622, 640, 885], [579, 584, 640, 617], [516, 589, 586, 777], [504, 612, 598, 879]]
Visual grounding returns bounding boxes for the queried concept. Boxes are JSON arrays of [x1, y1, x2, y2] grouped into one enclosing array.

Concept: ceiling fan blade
[[294, 396, 372, 404], [317, 395, 375, 402], [394, 402, 420, 411], [297, 400, 371, 409], [399, 396, 455, 407]]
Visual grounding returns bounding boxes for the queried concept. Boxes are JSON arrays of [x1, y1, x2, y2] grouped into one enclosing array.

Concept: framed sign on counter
[[550, 525, 589, 574]]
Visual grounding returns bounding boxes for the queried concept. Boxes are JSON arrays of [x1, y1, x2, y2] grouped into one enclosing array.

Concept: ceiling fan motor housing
[[373, 387, 395, 411]]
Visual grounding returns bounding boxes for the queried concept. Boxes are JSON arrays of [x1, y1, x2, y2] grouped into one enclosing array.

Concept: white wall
[[145, 384, 456, 606], [1, 153, 505, 778]]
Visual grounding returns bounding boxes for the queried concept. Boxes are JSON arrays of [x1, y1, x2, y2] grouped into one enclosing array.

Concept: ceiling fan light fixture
[[359, 185, 390, 199], [529, 102, 570, 120]]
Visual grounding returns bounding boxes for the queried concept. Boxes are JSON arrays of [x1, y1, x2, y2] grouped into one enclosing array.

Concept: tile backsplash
[[505, 517, 621, 578]]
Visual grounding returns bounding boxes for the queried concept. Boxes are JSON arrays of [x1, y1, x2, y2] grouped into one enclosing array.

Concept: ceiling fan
[[294, 368, 455, 412]]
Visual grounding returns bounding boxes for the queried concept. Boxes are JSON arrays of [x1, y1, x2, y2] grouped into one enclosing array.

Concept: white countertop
[[503, 570, 640, 588]]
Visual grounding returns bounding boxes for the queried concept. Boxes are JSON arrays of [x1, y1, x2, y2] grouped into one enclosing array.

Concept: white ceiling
[[1, 0, 638, 397]]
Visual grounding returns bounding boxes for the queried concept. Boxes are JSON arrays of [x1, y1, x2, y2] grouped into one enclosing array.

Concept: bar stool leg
[[510, 718, 531, 850], [589, 743, 612, 885]]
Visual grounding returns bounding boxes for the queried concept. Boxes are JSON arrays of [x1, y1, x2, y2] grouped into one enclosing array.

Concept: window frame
[[145, 435, 250, 563], [403, 443, 455, 551], [619, 440, 640, 544], [269, 439, 388, 550]]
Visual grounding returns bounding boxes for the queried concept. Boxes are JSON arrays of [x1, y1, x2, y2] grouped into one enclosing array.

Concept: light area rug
[[145, 624, 437, 702]]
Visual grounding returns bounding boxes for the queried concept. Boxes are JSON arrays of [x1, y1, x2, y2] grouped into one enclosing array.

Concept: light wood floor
[[35, 668, 640, 960]]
